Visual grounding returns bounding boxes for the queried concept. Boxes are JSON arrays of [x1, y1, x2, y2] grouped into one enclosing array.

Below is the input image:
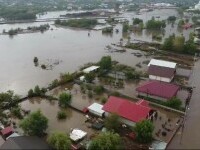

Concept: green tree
[[133, 18, 143, 25], [34, 85, 41, 96], [122, 23, 129, 32], [48, 132, 71, 150], [178, 19, 185, 27], [183, 39, 197, 54], [57, 110, 67, 120], [166, 97, 182, 109], [173, 36, 185, 52], [105, 114, 120, 132], [89, 132, 122, 150], [85, 73, 95, 83], [28, 89, 34, 97], [20, 110, 48, 137], [99, 56, 112, 70], [134, 120, 154, 143], [58, 93, 72, 108], [162, 35, 175, 51]]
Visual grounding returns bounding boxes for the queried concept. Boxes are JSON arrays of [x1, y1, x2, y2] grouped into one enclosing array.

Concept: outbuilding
[[88, 103, 105, 117], [83, 66, 99, 74], [148, 59, 177, 83]]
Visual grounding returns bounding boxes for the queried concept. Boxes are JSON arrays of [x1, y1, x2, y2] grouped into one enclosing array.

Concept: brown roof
[[148, 65, 175, 78]]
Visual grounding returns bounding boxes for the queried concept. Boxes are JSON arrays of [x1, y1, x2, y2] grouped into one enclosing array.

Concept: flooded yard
[[17, 98, 99, 138]]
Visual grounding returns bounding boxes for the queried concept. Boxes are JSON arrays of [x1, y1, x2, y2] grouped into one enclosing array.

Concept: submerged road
[[168, 60, 200, 149]]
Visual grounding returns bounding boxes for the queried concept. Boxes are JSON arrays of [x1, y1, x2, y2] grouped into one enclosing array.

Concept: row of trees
[[162, 33, 197, 55], [55, 19, 98, 29], [146, 17, 166, 29]]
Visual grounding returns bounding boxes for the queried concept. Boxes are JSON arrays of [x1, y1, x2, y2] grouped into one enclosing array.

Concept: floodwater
[[0, 9, 193, 97], [19, 98, 97, 136], [168, 60, 200, 149]]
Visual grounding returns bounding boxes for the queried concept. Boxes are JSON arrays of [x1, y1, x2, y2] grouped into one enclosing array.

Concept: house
[[87, 103, 105, 117], [102, 96, 152, 126], [136, 81, 180, 101], [148, 59, 177, 83], [0, 136, 51, 149]]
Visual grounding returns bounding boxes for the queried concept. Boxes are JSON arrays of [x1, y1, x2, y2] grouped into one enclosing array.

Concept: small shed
[[88, 103, 105, 117], [1, 127, 13, 139], [70, 129, 87, 142], [83, 66, 99, 74]]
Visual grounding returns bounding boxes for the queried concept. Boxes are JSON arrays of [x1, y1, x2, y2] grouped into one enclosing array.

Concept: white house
[[148, 59, 177, 83], [88, 103, 105, 117]]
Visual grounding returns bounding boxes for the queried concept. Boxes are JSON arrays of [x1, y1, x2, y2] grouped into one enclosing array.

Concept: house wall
[[138, 92, 168, 101], [105, 112, 136, 127], [88, 109, 103, 117], [149, 75, 174, 83]]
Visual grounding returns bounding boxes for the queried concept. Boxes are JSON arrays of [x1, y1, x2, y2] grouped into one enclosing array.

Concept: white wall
[[149, 75, 173, 83], [138, 92, 168, 101]]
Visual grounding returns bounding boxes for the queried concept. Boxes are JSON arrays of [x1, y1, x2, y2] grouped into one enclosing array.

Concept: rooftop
[[83, 66, 99, 73], [136, 81, 180, 99], [0, 136, 51, 149], [88, 103, 105, 115], [148, 59, 177, 69], [148, 65, 176, 78], [102, 96, 151, 123], [1, 126, 13, 136]]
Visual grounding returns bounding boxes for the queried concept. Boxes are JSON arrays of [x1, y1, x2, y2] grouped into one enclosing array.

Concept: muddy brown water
[[0, 9, 193, 96]]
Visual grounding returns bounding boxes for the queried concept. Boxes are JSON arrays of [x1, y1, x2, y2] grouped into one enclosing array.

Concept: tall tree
[[134, 120, 154, 143], [58, 93, 72, 108], [89, 132, 122, 150], [20, 110, 48, 137], [105, 113, 120, 132], [47, 132, 71, 150], [99, 56, 112, 70]]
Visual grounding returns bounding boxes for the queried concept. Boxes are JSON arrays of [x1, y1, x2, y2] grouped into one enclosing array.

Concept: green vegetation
[[57, 110, 67, 120], [166, 97, 182, 110], [93, 85, 104, 95], [20, 110, 48, 137], [99, 56, 112, 70], [122, 23, 129, 32], [27, 24, 50, 32], [11, 105, 23, 119], [105, 114, 120, 132], [0, 90, 20, 109], [162, 34, 197, 55], [133, 18, 143, 25], [167, 16, 176, 22], [47, 132, 71, 150], [178, 19, 185, 27], [88, 90, 93, 98], [146, 17, 166, 29], [102, 27, 113, 33], [89, 132, 122, 150], [85, 73, 95, 83], [55, 19, 98, 29], [134, 120, 154, 143], [28, 85, 46, 97], [101, 97, 107, 104], [58, 93, 72, 108]]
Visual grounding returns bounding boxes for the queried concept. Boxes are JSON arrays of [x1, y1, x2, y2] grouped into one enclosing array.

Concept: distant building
[[102, 96, 153, 126], [0, 136, 51, 149], [195, 1, 200, 10], [148, 59, 177, 83], [136, 81, 180, 101]]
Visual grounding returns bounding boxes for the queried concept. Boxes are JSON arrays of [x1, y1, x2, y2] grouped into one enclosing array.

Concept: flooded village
[[0, 0, 200, 149]]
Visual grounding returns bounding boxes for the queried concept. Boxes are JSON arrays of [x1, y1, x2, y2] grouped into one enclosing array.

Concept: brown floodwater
[[0, 9, 193, 96], [19, 98, 97, 136]]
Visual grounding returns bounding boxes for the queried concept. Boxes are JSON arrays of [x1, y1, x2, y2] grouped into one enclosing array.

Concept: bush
[[165, 97, 182, 109], [11, 106, 23, 119], [88, 91, 93, 98], [28, 89, 34, 97], [57, 110, 67, 120], [101, 97, 107, 104], [59, 93, 72, 108], [110, 91, 120, 97], [85, 73, 95, 83], [94, 85, 104, 95]]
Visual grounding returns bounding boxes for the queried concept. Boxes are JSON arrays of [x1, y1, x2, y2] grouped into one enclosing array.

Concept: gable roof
[[148, 65, 175, 78], [0, 136, 51, 149], [1, 126, 13, 136], [136, 81, 180, 99], [148, 59, 177, 69], [102, 96, 151, 123]]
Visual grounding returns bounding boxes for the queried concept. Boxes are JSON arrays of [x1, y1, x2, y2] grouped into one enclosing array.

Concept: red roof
[[136, 81, 180, 99], [1, 126, 13, 136], [102, 96, 151, 123]]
